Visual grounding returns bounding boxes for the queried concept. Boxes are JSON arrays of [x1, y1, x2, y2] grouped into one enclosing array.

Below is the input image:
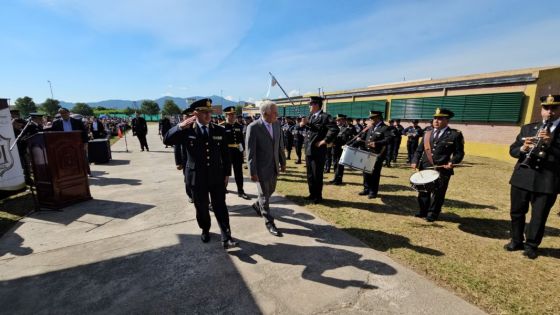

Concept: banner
[[0, 99, 25, 191]]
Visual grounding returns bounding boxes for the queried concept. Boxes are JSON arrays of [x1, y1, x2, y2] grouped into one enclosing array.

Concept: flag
[[271, 75, 278, 87], [117, 126, 123, 138]]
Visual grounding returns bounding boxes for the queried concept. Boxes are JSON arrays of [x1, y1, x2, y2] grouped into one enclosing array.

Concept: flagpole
[[269, 72, 297, 107]]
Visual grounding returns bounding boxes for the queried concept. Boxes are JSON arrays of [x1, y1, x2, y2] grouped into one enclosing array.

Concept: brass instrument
[[519, 120, 552, 169]]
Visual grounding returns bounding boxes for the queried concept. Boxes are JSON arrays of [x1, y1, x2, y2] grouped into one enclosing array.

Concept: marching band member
[[411, 108, 464, 222], [328, 114, 356, 185], [505, 95, 560, 259]]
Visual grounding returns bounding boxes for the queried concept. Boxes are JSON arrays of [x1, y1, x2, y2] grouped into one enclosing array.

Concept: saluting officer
[[329, 114, 356, 185], [223, 106, 250, 199], [292, 117, 305, 164], [411, 108, 465, 222], [300, 96, 339, 203], [505, 95, 560, 259], [403, 119, 423, 163], [164, 98, 238, 249], [352, 111, 390, 199]]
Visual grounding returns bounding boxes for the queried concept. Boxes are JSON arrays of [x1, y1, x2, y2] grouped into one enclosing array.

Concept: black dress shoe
[[503, 241, 524, 251], [333, 181, 343, 186], [238, 192, 250, 200], [523, 246, 538, 259], [201, 231, 210, 243], [425, 215, 437, 222], [368, 194, 377, 199], [304, 195, 314, 200], [222, 238, 239, 249], [266, 223, 282, 237], [251, 203, 262, 217], [295, 161, 302, 164], [328, 179, 337, 184], [414, 212, 427, 218], [358, 190, 369, 196], [313, 198, 323, 204]]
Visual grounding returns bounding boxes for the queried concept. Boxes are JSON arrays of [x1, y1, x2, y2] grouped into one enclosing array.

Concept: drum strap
[[423, 130, 435, 166]]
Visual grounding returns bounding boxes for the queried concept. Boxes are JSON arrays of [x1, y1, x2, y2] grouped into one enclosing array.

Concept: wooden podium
[[27, 131, 92, 209]]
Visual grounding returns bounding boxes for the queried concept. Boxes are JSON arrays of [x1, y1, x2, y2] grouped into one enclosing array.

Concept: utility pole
[[47, 80, 54, 99]]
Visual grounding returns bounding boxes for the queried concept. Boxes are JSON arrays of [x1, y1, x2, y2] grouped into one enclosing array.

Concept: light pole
[[47, 80, 54, 99]]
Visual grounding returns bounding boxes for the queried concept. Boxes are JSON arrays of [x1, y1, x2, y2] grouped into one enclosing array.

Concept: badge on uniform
[[213, 136, 222, 140], [188, 136, 196, 139]]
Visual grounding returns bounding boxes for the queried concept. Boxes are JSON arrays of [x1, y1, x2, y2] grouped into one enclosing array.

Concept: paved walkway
[[0, 125, 485, 314]]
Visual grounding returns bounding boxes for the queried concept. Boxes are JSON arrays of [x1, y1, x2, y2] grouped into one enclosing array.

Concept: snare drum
[[340, 146, 378, 174], [409, 170, 441, 192]]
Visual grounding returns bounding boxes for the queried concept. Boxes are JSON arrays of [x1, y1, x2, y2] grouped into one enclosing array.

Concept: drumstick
[[424, 163, 463, 169]]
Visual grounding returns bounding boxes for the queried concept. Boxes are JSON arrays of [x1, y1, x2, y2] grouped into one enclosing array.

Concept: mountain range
[[58, 95, 240, 110]]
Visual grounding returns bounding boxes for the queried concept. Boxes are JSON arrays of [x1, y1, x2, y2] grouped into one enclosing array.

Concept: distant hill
[[59, 95, 239, 110]]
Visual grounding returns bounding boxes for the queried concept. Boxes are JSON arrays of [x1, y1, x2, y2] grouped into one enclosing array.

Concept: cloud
[[288, 89, 300, 97], [225, 96, 235, 101]]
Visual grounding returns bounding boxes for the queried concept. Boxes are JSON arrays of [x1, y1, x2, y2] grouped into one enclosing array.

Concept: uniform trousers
[[510, 185, 557, 248], [229, 147, 244, 193], [417, 174, 451, 217], [363, 159, 384, 196], [392, 137, 402, 162], [306, 149, 326, 199], [407, 139, 419, 163], [294, 141, 303, 162], [332, 146, 344, 182], [192, 181, 231, 241]]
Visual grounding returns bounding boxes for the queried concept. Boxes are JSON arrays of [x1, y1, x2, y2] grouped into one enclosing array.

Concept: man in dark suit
[[223, 106, 249, 199], [411, 108, 465, 222], [329, 114, 356, 185], [132, 112, 149, 151], [505, 95, 560, 259], [352, 111, 390, 199], [300, 96, 339, 204], [88, 116, 107, 139], [158, 115, 172, 148], [51, 108, 88, 143], [174, 109, 194, 203], [403, 119, 423, 163], [292, 117, 305, 164], [164, 98, 238, 249]]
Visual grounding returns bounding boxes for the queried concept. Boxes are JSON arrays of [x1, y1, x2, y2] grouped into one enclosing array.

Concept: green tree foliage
[[123, 107, 136, 116], [40, 98, 60, 116], [95, 106, 108, 111], [14, 96, 37, 117], [161, 99, 181, 116], [72, 103, 94, 116], [235, 105, 243, 116], [140, 100, 160, 115]]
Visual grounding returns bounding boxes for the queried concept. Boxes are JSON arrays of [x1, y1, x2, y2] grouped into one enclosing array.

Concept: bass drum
[[409, 170, 441, 192]]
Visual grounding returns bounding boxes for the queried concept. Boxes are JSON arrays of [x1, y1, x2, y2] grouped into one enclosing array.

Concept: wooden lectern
[[27, 131, 92, 209]]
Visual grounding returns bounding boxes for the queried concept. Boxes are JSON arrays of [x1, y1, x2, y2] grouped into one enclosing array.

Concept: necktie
[[266, 123, 273, 138], [201, 125, 208, 137], [433, 129, 440, 141]]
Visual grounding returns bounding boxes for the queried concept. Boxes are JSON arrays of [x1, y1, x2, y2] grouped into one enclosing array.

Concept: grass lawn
[[275, 154, 560, 315], [0, 191, 35, 237]]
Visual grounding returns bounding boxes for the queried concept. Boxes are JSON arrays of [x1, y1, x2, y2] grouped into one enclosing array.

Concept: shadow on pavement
[[0, 234, 262, 314]]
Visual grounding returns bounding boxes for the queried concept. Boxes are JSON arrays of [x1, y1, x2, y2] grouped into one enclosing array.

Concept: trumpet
[[519, 120, 552, 169]]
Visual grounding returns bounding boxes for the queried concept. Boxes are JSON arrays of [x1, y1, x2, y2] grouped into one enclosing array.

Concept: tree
[[235, 105, 243, 116], [140, 100, 160, 115], [14, 96, 37, 117], [40, 98, 60, 116], [95, 106, 108, 111], [123, 107, 136, 116], [161, 99, 181, 116], [72, 103, 94, 116]]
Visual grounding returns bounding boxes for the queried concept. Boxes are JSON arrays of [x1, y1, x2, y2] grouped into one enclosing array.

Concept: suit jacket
[[509, 122, 560, 194], [89, 119, 106, 139], [164, 122, 231, 187], [132, 117, 148, 136], [412, 127, 465, 176], [246, 119, 286, 182], [51, 118, 88, 143], [303, 111, 339, 156]]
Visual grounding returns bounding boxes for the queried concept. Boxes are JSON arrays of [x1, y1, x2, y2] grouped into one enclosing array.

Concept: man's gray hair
[[260, 100, 277, 116]]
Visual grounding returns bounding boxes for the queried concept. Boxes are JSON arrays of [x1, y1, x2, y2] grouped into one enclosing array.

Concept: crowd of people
[[160, 94, 560, 260]]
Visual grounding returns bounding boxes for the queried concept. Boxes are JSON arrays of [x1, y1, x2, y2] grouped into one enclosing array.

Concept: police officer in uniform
[[13, 113, 44, 185], [352, 111, 390, 199], [292, 117, 305, 164], [164, 98, 238, 249], [329, 114, 356, 185], [392, 119, 404, 163], [174, 109, 194, 203], [403, 119, 423, 163], [300, 96, 339, 203], [505, 95, 560, 259], [223, 106, 250, 199], [411, 108, 465, 222], [282, 117, 295, 160]]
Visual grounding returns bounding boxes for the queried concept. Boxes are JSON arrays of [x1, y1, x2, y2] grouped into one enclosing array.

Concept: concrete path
[[0, 124, 485, 314]]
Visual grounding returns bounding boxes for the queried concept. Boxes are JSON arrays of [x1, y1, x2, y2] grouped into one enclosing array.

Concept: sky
[[2, 0, 560, 104]]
